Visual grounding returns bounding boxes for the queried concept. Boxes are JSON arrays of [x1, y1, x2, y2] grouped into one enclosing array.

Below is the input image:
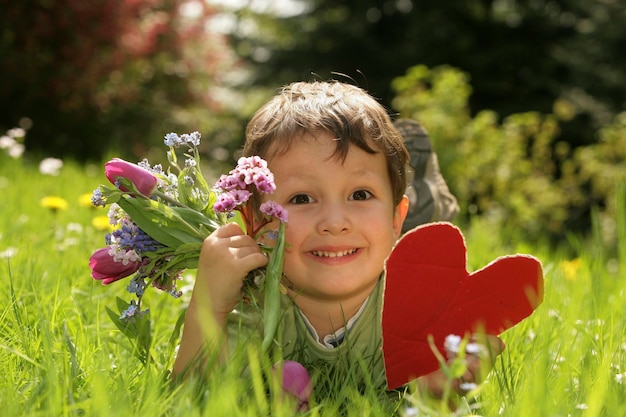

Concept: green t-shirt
[[227, 276, 387, 390]]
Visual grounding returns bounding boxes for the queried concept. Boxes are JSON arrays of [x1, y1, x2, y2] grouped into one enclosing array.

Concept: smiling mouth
[[311, 249, 357, 258]]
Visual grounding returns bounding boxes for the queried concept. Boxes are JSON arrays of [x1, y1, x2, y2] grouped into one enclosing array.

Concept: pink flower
[[215, 173, 245, 191], [213, 192, 237, 213], [89, 247, 141, 285], [251, 170, 276, 194], [213, 156, 276, 195], [278, 361, 312, 411], [105, 158, 157, 196], [260, 201, 288, 223], [237, 155, 267, 170], [229, 189, 252, 205]]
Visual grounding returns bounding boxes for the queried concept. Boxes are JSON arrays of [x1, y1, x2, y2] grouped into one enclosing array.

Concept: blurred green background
[[2, 0, 624, 242]]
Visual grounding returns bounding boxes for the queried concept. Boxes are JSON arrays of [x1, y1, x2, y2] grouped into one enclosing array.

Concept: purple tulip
[[89, 247, 141, 285], [105, 158, 157, 196], [278, 361, 312, 411]]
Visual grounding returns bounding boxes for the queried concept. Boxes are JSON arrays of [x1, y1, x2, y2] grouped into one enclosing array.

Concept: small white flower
[[124, 249, 141, 263], [110, 245, 141, 265], [0, 247, 18, 259], [7, 127, 25, 138], [107, 204, 124, 226], [39, 157, 64, 176], [0, 135, 15, 149], [402, 406, 419, 417], [8, 143, 24, 158], [444, 334, 462, 354], [466, 342, 485, 355], [67, 223, 84, 234], [459, 381, 478, 392], [548, 309, 562, 319]]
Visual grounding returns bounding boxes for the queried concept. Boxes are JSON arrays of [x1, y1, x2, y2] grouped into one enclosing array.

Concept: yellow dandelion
[[92, 215, 114, 232], [40, 196, 68, 211], [78, 192, 96, 208], [560, 258, 581, 281]]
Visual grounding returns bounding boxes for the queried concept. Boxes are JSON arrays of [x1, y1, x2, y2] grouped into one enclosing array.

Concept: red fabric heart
[[382, 222, 544, 389]]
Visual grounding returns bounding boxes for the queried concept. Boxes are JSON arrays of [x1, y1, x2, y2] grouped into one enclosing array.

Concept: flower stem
[[262, 221, 286, 351], [153, 190, 187, 208]]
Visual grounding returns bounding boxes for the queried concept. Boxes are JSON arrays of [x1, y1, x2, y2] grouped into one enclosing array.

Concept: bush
[[392, 65, 624, 242]]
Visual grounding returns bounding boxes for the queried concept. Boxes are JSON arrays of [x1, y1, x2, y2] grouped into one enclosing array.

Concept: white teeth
[[312, 249, 356, 258]]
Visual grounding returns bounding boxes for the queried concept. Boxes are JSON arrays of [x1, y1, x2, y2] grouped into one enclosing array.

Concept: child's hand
[[195, 222, 269, 318], [174, 223, 267, 378]]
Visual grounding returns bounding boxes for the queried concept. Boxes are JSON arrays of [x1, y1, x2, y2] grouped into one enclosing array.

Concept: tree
[[227, 0, 625, 146], [0, 0, 238, 161], [221, 0, 626, 234]]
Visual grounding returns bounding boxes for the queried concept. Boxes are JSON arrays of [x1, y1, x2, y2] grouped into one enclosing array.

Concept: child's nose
[[316, 202, 351, 235]]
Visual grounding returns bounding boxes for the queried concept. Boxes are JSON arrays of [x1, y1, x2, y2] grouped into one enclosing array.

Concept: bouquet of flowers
[[89, 131, 287, 359]]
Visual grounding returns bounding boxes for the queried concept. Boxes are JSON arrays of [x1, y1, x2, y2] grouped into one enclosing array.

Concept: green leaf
[[173, 205, 220, 232], [106, 306, 138, 339], [106, 298, 153, 365], [168, 309, 187, 351], [135, 312, 153, 365], [262, 221, 286, 351], [163, 251, 200, 271], [203, 190, 218, 218], [98, 185, 122, 204], [178, 165, 211, 211], [173, 242, 203, 254], [117, 196, 204, 247]]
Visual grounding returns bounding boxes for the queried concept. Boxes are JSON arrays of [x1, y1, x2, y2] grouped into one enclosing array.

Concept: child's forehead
[[266, 133, 390, 179], [264, 129, 381, 161]]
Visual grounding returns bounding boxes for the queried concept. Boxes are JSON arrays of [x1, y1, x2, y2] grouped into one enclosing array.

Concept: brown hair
[[242, 81, 408, 206]]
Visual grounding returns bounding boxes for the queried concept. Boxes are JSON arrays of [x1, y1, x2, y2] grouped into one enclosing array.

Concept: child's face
[[264, 131, 408, 304]]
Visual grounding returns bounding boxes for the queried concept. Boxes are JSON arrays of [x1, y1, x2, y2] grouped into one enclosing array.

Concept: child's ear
[[392, 195, 410, 238]]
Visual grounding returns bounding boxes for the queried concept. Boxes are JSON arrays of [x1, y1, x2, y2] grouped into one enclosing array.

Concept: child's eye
[[350, 190, 372, 201], [289, 194, 314, 204]]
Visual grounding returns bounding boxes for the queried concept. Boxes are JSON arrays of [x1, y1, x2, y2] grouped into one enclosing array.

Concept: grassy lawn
[[1, 153, 624, 416]]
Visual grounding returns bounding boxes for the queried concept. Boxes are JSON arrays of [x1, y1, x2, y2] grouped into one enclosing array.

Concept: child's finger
[[214, 222, 245, 237]]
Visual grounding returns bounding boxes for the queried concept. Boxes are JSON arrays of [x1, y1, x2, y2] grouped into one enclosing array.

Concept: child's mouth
[[311, 249, 357, 258]]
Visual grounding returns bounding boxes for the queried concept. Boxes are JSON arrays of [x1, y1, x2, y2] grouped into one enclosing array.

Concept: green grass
[[0, 153, 624, 416]]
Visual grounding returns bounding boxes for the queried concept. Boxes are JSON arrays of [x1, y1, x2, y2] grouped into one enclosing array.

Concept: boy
[[173, 81, 502, 397]]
